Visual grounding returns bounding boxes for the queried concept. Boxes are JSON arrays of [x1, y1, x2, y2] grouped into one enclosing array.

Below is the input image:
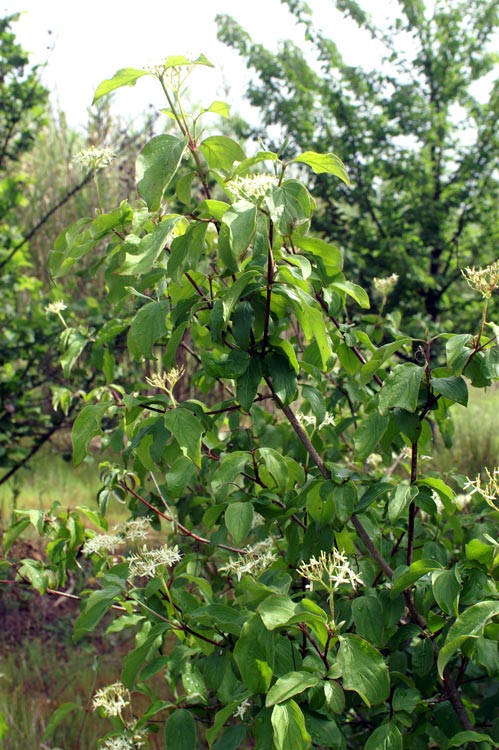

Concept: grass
[[0, 449, 101, 514], [434, 385, 499, 480]]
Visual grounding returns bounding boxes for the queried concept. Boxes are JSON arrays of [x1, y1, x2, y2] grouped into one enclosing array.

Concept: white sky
[[2, 0, 391, 129]]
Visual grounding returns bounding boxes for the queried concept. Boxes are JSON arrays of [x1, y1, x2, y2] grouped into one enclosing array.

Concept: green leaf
[[359, 338, 412, 385], [169, 222, 207, 284], [231, 151, 279, 177], [122, 623, 168, 687], [258, 594, 297, 630], [292, 150, 350, 185], [378, 363, 424, 414], [221, 201, 257, 263], [432, 568, 462, 618], [136, 134, 187, 210], [446, 730, 495, 748], [233, 613, 274, 693], [164, 407, 204, 468], [202, 100, 231, 118], [388, 483, 419, 522], [266, 352, 297, 404], [211, 452, 251, 496], [166, 455, 197, 497], [237, 358, 263, 410], [430, 376, 468, 406], [266, 672, 320, 707], [304, 713, 343, 749], [197, 199, 231, 221], [257, 447, 289, 489], [74, 584, 123, 641], [165, 708, 197, 750], [42, 702, 82, 740], [438, 600, 499, 677], [481, 346, 499, 379], [2, 516, 30, 552], [271, 700, 312, 750], [351, 595, 385, 647], [391, 559, 444, 596], [293, 235, 343, 274], [331, 280, 370, 309], [219, 270, 258, 326], [417, 476, 455, 512], [354, 412, 389, 460], [72, 403, 109, 467], [202, 348, 250, 379], [18, 559, 50, 595], [364, 722, 403, 750], [118, 216, 181, 275], [225, 502, 254, 545], [199, 136, 246, 171], [268, 180, 313, 235], [93, 67, 149, 102], [127, 300, 170, 360], [337, 634, 389, 707], [446, 334, 473, 374]]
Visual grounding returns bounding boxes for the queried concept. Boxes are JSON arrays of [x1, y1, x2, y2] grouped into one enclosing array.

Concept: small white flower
[[127, 544, 182, 580], [373, 273, 399, 299], [45, 300, 67, 315], [227, 174, 278, 202], [92, 682, 130, 717], [463, 467, 499, 509], [298, 549, 364, 593], [82, 533, 123, 556], [233, 698, 251, 720], [462, 261, 499, 299], [146, 365, 185, 392], [220, 537, 277, 582], [73, 145, 116, 172], [113, 517, 151, 541]]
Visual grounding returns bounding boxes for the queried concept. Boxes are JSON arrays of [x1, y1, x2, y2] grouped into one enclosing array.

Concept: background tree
[[0, 14, 154, 491], [217, 0, 499, 332]]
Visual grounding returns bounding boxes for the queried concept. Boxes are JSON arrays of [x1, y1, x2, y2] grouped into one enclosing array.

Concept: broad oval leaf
[[438, 600, 499, 677], [337, 634, 389, 707], [93, 67, 149, 103], [136, 134, 187, 210], [292, 150, 350, 185], [271, 700, 312, 750], [266, 672, 320, 707], [364, 721, 403, 750], [378, 363, 424, 414], [165, 708, 197, 750]]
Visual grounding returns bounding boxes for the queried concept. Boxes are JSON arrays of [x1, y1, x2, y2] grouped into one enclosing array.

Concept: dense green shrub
[[3, 56, 499, 750]]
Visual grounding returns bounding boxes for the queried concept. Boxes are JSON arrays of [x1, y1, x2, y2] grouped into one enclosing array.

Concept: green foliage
[[216, 0, 499, 332], [4, 53, 499, 750]]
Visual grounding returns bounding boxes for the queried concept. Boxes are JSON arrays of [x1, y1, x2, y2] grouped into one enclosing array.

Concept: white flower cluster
[[297, 411, 335, 430], [233, 698, 251, 720], [298, 549, 364, 593], [462, 261, 499, 299], [127, 544, 182, 579], [227, 174, 278, 202], [92, 682, 130, 717], [82, 533, 123, 556], [220, 538, 277, 582], [114, 517, 152, 541], [146, 365, 185, 393], [45, 300, 67, 315], [73, 145, 116, 172], [373, 273, 399, 298], [101, 730, 147, 750], [463, 467, 499, 509], [82, 518, 152, 556]]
